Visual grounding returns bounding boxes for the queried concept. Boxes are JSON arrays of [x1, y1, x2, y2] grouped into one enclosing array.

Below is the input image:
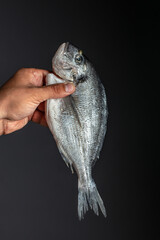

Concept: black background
[[0, 1, 155, 240]]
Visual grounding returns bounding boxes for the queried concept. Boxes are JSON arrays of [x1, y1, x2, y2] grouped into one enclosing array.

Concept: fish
[[45, 42, 108, 220]]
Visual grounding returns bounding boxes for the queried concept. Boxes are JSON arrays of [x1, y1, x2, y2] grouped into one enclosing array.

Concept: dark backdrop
[[0, 1, 154, 240]]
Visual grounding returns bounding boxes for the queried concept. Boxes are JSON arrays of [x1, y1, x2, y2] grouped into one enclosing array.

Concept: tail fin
[[78, 180, 106, 220]]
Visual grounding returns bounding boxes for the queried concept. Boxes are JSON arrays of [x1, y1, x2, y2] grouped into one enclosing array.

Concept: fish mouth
[[64, 42, 69, 53], [52, 67, 74, 83], [52, 69, 64, 81], [52, 42, 75, 83]]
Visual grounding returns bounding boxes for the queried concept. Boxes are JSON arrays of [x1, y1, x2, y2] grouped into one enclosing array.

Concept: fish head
[[52, 42, 87, 84]]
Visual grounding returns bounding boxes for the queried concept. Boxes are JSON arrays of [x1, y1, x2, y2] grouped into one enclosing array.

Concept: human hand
[[0, 68, 75, 135]]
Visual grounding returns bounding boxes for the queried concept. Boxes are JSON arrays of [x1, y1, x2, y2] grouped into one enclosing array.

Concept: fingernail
[[65, 83, 74, 93]]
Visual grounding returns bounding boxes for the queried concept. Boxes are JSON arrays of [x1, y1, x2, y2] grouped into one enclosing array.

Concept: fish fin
[[63, 158, 74, 173], [78, 179, 106, 220], [58, 148, 74, 173]]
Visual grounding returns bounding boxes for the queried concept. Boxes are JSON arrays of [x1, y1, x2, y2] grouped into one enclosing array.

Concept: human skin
[[0, 68, 75, 135]]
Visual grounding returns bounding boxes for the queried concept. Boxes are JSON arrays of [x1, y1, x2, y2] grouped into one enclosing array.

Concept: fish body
[[46, 43, 108, 219]]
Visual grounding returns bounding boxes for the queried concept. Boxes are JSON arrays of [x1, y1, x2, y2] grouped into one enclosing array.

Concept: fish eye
[[75, 54, 83, 65]]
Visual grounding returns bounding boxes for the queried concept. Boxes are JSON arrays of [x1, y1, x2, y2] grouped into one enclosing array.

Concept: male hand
[[0, 68, 75, 135]]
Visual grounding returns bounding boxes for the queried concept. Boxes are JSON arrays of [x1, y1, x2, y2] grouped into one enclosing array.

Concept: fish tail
[[78, 179, 106, 220]]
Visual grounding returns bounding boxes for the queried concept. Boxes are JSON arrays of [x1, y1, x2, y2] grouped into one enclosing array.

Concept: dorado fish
[[45, 42, 108, 220]]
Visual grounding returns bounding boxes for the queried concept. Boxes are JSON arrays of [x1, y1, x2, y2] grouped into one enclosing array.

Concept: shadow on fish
[[45, 42, 108, 220]]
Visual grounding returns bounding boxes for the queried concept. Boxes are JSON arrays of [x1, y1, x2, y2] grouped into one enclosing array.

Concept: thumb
[[33, 83, 76, 103]]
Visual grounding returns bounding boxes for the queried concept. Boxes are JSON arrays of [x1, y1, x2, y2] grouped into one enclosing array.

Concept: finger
[[32, 83, 76, 103], [31, 110, 48, 127], [37, 102, 45, 112], [2, 68, 50, 88], [30, 68, 49, 87], [2, 118, 29, 135]]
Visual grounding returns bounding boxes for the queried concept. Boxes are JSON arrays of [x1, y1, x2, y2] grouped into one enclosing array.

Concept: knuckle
[[16, 68, 36, 75], [52, 84, 63, 95], [0, 119, 8, 135], [17, 68, 25, 74]]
